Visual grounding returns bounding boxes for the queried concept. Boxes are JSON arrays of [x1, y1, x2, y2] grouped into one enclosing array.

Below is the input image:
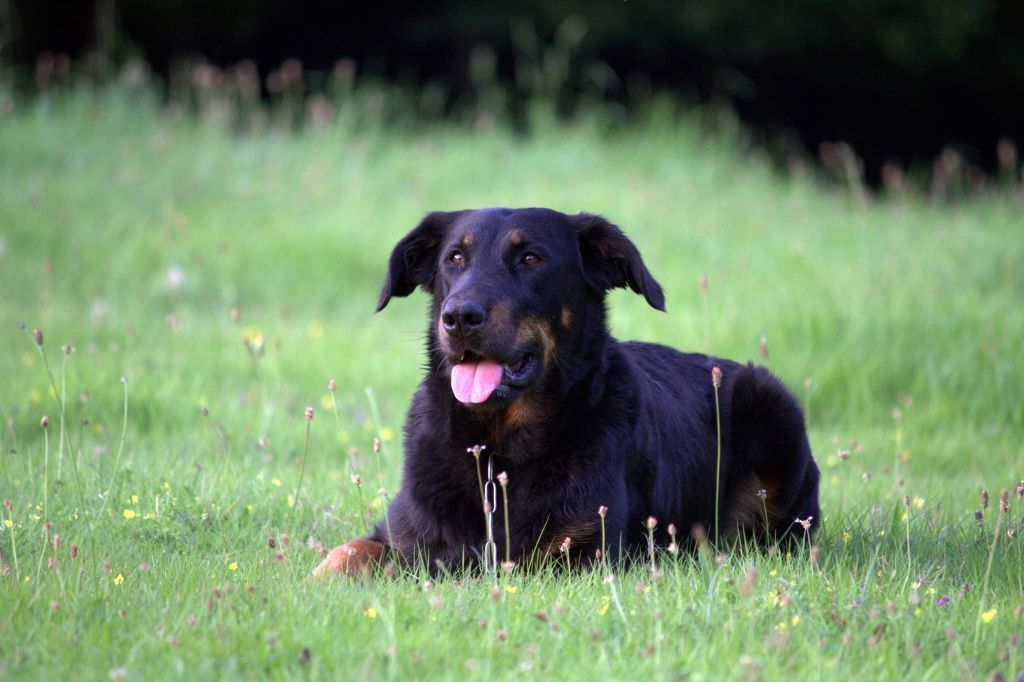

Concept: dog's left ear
[[574, 213, 666, 311], [376, 211, 466, 312]]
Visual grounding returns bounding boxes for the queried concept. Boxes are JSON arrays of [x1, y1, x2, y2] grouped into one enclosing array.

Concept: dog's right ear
[[376, 211, 466, 312]]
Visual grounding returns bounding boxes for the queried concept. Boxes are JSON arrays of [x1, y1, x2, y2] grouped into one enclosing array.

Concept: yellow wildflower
[[272, 478, 282, 487], [505, 585, 517, 593], [123, 509, 136, 519], [599, 595, 610, 616], [364, 607, 377, 619], [130, 494, 139, 505], [307, 320, 325, 338], [3, 519, 11, 528], [229, 561, 238, 571], [981, 609, 997, 623], [113, 573, 125, 585]]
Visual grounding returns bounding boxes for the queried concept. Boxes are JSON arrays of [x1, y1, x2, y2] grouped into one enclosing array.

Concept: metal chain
[[483, 455, 498, 574]]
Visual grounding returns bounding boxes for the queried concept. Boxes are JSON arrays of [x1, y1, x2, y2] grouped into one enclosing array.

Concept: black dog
[[314, 208, 820, 576]]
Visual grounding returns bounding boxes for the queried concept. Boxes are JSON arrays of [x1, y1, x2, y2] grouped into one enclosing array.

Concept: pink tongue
[[451, 361, 504, 404]]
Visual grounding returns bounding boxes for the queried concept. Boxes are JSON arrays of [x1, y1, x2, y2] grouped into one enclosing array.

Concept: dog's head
[[377, 208, 664, 410]]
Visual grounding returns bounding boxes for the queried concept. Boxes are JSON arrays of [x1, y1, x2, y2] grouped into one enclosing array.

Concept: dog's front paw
[[311, 538, 386, 578]]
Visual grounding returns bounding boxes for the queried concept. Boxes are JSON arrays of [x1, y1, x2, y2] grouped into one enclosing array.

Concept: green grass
[[1, 86, 1023, 681]]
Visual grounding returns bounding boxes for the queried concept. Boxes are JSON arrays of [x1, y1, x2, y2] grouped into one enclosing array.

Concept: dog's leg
[[726, 364, 821, 540], [311, 538, 387, 578]]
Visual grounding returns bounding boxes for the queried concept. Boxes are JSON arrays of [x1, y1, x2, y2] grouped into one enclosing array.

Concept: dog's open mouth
[[450, 351, 538, 405]]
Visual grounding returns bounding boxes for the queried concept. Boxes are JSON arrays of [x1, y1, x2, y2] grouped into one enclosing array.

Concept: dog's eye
[[521, 252, 541, 266], [449, 250, 465, 266]]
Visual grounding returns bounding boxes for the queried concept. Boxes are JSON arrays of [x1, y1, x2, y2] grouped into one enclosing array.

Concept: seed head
[[497, 471, 508, 487], [597, 505, 608, 518], [3, 499, 11, 511], [53, 533, 61, 551], [735, 567, 758, 599], [796, 516, 814, 532], [467, 444, 486, 459], [999, 489, 1009, 514], [500, 560, 516, 573], [199, 407, 209, 417], [304, 406, 314, 422], [373, 437, 381, 454], [280, 534, 290, 548], [327, 378, 336, 392], [40, 415, 48, 429], [837, 449, 850, 461], [902, 495, 910, 507], [757, 488, 767, 500], [62, 344, 74, 355], [667, 523, 677, 538], [559, 537, 572, 553], [646, 516, 657, 531], [758, 335, 768, 360], [69, 543, 78, 559], [981, 489, 989, 509], [33, 328, 43, 346], [351, 474, 362, 486], [711, 366, 722, 389], [267, 537, 276, 549], [1016, 481, 1024, 499]]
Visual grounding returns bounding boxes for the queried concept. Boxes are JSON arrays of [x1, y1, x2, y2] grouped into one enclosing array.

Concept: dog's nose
[[441, 301, 488, 334]]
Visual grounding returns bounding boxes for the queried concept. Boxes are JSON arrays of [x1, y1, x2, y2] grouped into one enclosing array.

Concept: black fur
[[366, 207, 820, 570]]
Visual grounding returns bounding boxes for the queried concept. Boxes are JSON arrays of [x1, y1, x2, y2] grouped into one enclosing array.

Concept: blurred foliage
[[4, 0, 1024, 176]]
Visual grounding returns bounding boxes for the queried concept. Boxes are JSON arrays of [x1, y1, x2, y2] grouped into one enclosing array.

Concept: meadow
[[1, 83, 1023, 680]]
